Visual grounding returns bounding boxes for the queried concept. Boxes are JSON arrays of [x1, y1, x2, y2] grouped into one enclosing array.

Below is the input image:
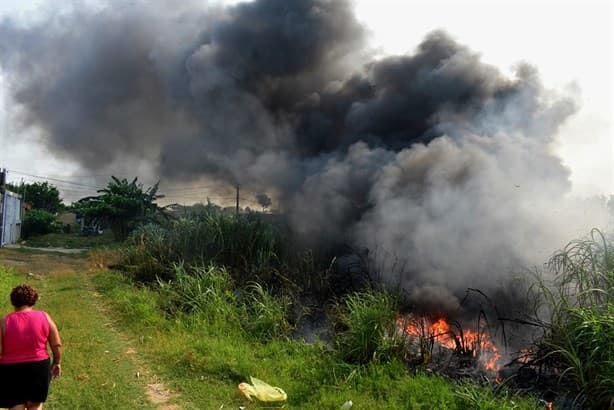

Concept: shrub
[[22, 209, 60, 238], [333, 290, 409, 364]]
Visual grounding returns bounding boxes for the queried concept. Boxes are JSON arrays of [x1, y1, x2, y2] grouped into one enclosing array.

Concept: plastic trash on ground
[[238, 376, 287, 402]]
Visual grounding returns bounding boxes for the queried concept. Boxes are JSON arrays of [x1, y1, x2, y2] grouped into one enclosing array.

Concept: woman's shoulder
[[39, 310, 54, 322], [30, 310, 50, 320]]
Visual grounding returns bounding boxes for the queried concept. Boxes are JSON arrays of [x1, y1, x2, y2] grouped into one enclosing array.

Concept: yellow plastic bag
[[238, 376, 287, 402]]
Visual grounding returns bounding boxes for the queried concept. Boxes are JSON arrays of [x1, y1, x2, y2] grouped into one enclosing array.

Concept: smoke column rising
[[0, 0, 608, 308]]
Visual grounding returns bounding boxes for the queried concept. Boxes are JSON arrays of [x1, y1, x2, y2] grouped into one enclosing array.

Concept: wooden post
[[235, 184, 240, 216]]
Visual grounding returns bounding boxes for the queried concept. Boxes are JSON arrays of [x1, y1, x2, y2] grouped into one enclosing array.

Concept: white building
[[0, 188, 22, 246]]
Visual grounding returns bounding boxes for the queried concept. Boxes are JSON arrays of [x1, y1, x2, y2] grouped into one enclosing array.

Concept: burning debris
[[399, 315, 501, 374]]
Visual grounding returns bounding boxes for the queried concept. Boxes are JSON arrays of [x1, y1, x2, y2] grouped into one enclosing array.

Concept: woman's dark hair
[[10, 284, 39, 307]]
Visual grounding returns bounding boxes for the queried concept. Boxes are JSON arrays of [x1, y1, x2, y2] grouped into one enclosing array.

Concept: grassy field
[[0, 245, 540, 409]]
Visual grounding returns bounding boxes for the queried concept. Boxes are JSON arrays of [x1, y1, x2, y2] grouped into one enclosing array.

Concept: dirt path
[[0, 248, 180, 409], [2, 244, 87, 254]]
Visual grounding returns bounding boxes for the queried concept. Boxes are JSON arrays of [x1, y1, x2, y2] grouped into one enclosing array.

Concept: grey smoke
[[0, 0, 608, 311]]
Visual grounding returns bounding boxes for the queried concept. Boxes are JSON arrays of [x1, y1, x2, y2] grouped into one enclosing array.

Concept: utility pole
[[21, 178, 26, 205], [0, 168, 5, 246], [235, 184, 240, 216]]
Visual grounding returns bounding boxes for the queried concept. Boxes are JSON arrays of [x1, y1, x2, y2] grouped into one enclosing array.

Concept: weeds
[[158, 263, 239, 331], [531, 229, 614, 409], [156, 263, 293, 341], [120, 212, 281, 284], [240, 282, 292, 341], [333, 290, 410, 364]]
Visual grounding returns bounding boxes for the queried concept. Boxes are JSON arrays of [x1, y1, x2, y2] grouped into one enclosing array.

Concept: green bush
[[333, 290, 410, 364], [22, 209, 60, 238]]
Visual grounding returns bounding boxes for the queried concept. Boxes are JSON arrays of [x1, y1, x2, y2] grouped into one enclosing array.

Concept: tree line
[[8, 177, 165, 240]]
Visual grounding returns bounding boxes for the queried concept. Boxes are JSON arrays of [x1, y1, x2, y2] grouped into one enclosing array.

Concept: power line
[[7, 170, 234, 194], [8, 170, 160, 181], [6, 169, 271, 207], [158, 185, 223, 193], [9, 178, 99, 191], [6, 169, 102, 189]]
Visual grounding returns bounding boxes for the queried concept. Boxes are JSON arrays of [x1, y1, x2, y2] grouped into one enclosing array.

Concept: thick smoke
[[0, 0, 608, 311]]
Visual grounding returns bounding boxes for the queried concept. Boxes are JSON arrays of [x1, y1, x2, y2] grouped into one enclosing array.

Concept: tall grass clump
[[158, 263, 240, 331], [120, 211, 281, 284], [239, 282, 292, 341], [188, 211, 280, 276], [157, 264, 293, 341], [532, 229, 614, 409], [333, 290, 409, 364], [121, 223, 172, 282]]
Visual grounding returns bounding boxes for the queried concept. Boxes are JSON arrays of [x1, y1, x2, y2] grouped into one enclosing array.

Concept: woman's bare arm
[[0, 316, 4, 356], [46, 313, 62, 378]]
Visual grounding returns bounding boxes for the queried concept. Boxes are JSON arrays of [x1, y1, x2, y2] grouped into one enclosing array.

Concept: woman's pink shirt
[[0, 310, 50, 364]]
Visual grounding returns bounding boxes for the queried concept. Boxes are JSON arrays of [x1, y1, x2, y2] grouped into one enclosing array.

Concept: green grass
[[93, 270, 539, 409], [0, 265, 24, 310]]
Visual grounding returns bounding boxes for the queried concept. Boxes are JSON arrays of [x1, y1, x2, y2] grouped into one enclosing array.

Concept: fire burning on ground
[[398, 315, 502, 374]]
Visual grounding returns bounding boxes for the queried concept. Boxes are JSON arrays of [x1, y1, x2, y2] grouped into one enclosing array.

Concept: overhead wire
[[6, 169, 103, 189], [5, 169, 272, 207]]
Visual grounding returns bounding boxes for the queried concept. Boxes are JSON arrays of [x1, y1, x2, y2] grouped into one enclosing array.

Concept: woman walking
[[0, 284, 62, 410]]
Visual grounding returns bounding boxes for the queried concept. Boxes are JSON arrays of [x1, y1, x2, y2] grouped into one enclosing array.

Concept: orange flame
[[398, 316, 502, 372]]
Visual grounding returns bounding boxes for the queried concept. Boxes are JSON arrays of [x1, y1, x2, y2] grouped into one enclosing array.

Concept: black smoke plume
[[0, 0, 608, 310]]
